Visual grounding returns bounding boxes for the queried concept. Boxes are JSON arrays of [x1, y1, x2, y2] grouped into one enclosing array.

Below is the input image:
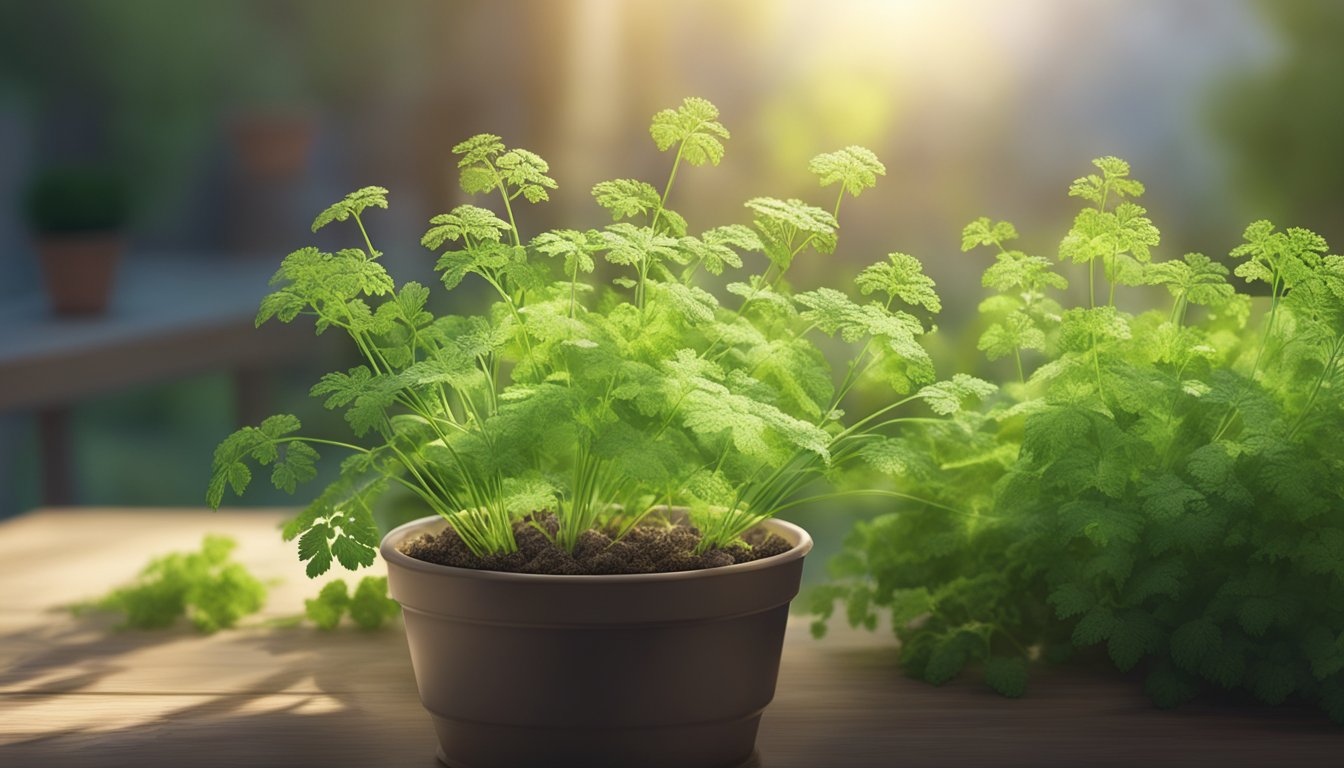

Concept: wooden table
[[1, 509, 1339, 767]]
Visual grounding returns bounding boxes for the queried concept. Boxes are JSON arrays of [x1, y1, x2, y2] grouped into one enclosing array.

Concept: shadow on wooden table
[[0, 615, 436, 768], [0, 612, 182, 698], [4, 613, 1343, 768]]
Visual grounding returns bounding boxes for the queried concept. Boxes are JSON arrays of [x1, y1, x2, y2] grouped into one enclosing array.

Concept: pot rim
[[380, 514, 812, 584]]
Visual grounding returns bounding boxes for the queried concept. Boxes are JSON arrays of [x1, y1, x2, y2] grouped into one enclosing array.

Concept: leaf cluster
[[210, 97, 952, 568], [818, 158, 1344, 721], [75, 535, 266, 633], [304, 576, 400, 630]]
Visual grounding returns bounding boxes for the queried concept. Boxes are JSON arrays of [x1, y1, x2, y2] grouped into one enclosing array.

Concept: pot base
[[437, 750, 763, 768], [435, 737, 763, 768]]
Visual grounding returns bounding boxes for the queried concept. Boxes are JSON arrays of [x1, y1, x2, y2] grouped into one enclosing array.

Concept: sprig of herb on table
[[305, 576, 399, 630], [73, 535, 266, 633]]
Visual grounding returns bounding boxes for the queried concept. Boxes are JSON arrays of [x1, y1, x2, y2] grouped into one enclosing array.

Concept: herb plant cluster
[[209, 98, 967, 575], [305, 576, 399, 630], [75, 535, 266, 633], [73, 534, 400, 633], [814, 158, 1344, 720]]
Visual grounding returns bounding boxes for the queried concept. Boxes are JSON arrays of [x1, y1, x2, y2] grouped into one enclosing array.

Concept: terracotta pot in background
[[229, 112, 317, 181], [382, 515, 813, 768], [35, 234, 123, 315]]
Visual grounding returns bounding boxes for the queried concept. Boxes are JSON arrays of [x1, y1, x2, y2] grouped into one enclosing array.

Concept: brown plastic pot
[[381, 515, 812, 768], [34, 233, 123, 315]]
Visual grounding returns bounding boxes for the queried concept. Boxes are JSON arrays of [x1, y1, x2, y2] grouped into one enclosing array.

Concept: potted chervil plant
[[210, 97, 975, 767], [814, 157, 1344, 723]]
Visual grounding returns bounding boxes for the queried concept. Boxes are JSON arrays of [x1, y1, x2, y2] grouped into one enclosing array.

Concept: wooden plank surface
[[0, 508, 1339, 767]]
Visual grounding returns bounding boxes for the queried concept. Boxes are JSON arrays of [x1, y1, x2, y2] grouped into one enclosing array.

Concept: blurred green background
[[0, 0, 1339, 574]]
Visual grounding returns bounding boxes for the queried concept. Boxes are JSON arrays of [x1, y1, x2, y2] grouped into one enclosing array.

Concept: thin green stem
[[1250, 277, 1282, 376], [275, 436, 371, 455], [650, 143, 685, 233], [1287, 335, 1343, 440], [769, 490, 983, 519], [1213, 276, 1283, 442], [837, 393, 922, 438], [860, 416, 954, 432], [480, 271, 540, 374], [1086, 258, 1106, 401], [1089, 254, 1097, 309], [1169, 293, 1187, 327], [353, 213, 379, 259], [485, 160, 522, 247]]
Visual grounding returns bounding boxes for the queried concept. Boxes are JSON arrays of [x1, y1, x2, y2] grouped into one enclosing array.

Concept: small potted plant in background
[[228, 107, 316, 182], [220, 7, 317, 183], [24, 165, 130, 315], [210, 97, 976, 767]]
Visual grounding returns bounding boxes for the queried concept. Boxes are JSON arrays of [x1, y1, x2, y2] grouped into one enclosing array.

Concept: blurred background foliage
[[0, 0, 1339, 573], [1211, 0, 1344, 245]]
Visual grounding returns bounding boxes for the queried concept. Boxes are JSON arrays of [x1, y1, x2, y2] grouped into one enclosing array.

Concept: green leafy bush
[[209, 98, 967, 574], [814, 157, 1344, 720], [76, 534, 266, 633], [24, 166, 130, 234]]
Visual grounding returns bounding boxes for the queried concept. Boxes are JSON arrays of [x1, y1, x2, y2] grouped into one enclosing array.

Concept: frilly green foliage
[[816, 158, 1344, 721], [649, 97, 729, 166], [312, 187, 389, 235], [808, 146, 886, 197], [76, 535, 266, 633], [209, 97, 954, 569], [304, 576, 399, 630]]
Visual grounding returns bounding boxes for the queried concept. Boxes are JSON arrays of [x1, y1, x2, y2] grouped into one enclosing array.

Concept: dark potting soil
[[399, 513, 793, 575]]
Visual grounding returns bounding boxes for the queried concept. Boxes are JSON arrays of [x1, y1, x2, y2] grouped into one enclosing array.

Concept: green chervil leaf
[[592, 179, 662, 220], [746, 196, 838, 269], [312, 186, 389, 233], [495, 148, 557, 203], [961, 217, 1019, 251], [984, 656, 1028, 698], [532, 229, 602, 279], [422, 205, 511, 249], [809, 146, 886, 197], [916, 374, 996, 416], [452, 133, 505, 167], [856, 252, 941, 313], [305, 580, 350, 630], [649, 96, 729, 166], [1067, 156, 1144, 205], [305, 576, 399, 630], [349, 576, 401, 629], [1146, 252, 1236, 308]]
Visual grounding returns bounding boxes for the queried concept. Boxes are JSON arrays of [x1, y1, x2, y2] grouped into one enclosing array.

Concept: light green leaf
[[312, 187, 389, 233], [649, 97, 729, 165], [808, 146, 886, 196], [855, 252, 941, 313]]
